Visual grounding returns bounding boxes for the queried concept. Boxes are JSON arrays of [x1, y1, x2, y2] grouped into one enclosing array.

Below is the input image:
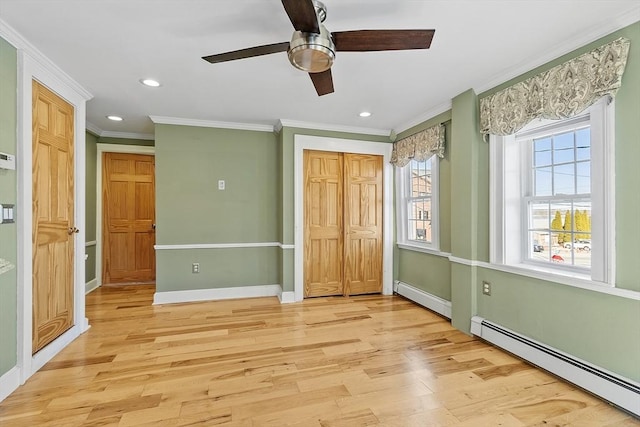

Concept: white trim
[[30, 325, 87, 375], [153, 284, 282, 305], [86, 121, 103, 137], [294, 135, 394, 302], [395, 281, 452, 319], [396, 243, 451, 258], [278, 291, 296, 304], [475, 6, 640, 95], [149, 116, 274, 133], [85, 278, 98, 295], [448, 256, 640, 301], [85, 240, 97, 247], [0, 19, 92, 101], [278, 119, 391, 137], [0, 366, 20, 403], [155, 242, 283, 250], [17, 49, 90, 384], [100, 131, 155, 141], [393, 101, 453, 135], [86, 122, 155, 141], [96, 144, 155, 287], [471, 316, 640, 416], [279, 244, 295, 250]]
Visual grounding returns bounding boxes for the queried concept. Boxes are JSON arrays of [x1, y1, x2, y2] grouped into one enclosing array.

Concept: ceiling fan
[[202, 0, 435, 96]]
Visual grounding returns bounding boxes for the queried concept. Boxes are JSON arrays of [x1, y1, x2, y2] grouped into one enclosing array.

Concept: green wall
[[85, 132, 98, 284], [473, 22, 640, 382], [154, 124, 280, 292], [0, 36, 17, 376], [395, 22, 640, 382]]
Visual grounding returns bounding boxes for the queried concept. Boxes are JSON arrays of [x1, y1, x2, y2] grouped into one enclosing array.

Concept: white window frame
[[490, 98, 614, 286], [396, 155, 440, 252]]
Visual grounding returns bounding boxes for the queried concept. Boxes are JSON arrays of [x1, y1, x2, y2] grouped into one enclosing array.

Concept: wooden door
[[32, 80, 75, 354], [303, 150, 383, 297], [304, 151, 344, 297], [103, 153, 156, 284], [344, 154, 383, 295]]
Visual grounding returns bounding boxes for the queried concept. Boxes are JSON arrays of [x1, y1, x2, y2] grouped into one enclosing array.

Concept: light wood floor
[[0, 285, 637, 426]]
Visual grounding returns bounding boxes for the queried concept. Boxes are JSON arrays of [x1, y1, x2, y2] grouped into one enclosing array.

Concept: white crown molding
[[86, 122, 154, 140], [277, 119, 392, 138], [474, 6, 640, 95], [100, 131, 155, 141], [0, 18, 92, 101], [150, 116, 275, 133], [394, 101, 453, 135], [85, 121, 103, 137]]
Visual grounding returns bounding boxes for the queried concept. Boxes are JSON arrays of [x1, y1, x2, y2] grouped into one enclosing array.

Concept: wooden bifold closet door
[[304, 150, 383, 297]]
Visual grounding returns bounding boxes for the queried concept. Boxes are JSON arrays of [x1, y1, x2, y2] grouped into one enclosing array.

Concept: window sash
[[397, 156, 439, 249]]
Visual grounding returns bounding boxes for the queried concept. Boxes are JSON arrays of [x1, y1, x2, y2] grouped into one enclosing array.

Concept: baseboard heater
[[471, 316, 640, 417]]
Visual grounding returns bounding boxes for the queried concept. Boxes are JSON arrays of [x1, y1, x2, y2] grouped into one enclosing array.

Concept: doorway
[[293, 135, 394, 302], [101, 152, 156, 284], [96, 143, 155, 286], [303, 150, 383, 297]]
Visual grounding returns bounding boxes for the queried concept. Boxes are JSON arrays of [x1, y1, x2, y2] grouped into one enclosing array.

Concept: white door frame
[[16, 50, 92, 382], [96, 144, 155, 287], [293, 134, 394, 302]]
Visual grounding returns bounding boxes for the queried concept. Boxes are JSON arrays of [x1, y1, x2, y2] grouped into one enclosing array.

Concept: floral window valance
[[480, 37, 630, 137], [390, 123, 445, 167]]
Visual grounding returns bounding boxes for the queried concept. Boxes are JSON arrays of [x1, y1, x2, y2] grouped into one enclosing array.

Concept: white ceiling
[[1, 1, 638, 138]]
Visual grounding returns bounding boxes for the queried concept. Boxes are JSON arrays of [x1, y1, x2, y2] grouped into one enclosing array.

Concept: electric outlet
[[482, 281, 491, 296], [192, 262, 200, 274]]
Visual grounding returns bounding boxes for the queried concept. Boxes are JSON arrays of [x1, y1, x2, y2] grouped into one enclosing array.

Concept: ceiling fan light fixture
[[288, 25, 335, 73]]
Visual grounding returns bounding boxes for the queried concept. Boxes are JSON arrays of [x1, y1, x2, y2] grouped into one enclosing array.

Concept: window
[[397, 156, 439, 250], [490, 99, 613, 284]]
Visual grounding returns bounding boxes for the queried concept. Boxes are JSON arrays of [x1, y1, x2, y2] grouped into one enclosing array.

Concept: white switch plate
[[0, 204, 15, 224], [218, 180, 225, 190], [0, 152, 15, 170]]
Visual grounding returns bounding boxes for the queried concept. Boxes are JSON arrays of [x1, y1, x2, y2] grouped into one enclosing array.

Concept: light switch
[[0, 204, 15, 224], [218, 180, 225, 190]]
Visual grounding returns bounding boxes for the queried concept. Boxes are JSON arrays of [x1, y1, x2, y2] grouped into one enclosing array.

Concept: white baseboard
[[153, 284, 283, 305], [278, 291, 295, 304], [30, 325, 81, 377], [85, 278, 98, 294], [471, 316, 640, 416], [395, 280, 452, 319], [0, 366, 20, 403]]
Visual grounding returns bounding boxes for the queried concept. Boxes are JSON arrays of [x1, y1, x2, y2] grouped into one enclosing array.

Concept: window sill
[[397, 243, 451, 258]]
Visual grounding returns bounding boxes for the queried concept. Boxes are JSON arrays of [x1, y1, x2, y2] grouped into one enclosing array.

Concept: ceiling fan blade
[[332, 29, 435, 52], [202, 41, 290, 64], [281, 0, 320, 33], [309, 69, 334, 96]]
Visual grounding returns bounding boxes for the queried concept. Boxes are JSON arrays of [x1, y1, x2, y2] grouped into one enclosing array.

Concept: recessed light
[[359, 111, 372, 118], [107, 115, 123, 121], [140, 78, 161, 87]]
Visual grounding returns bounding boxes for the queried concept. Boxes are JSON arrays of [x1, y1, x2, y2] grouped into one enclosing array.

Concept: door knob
[[67, 227, 79, 235], [152, 223, 156, 230]]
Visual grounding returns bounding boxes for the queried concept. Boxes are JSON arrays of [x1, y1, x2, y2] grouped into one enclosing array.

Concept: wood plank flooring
[[0, 284, 636, 426]]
